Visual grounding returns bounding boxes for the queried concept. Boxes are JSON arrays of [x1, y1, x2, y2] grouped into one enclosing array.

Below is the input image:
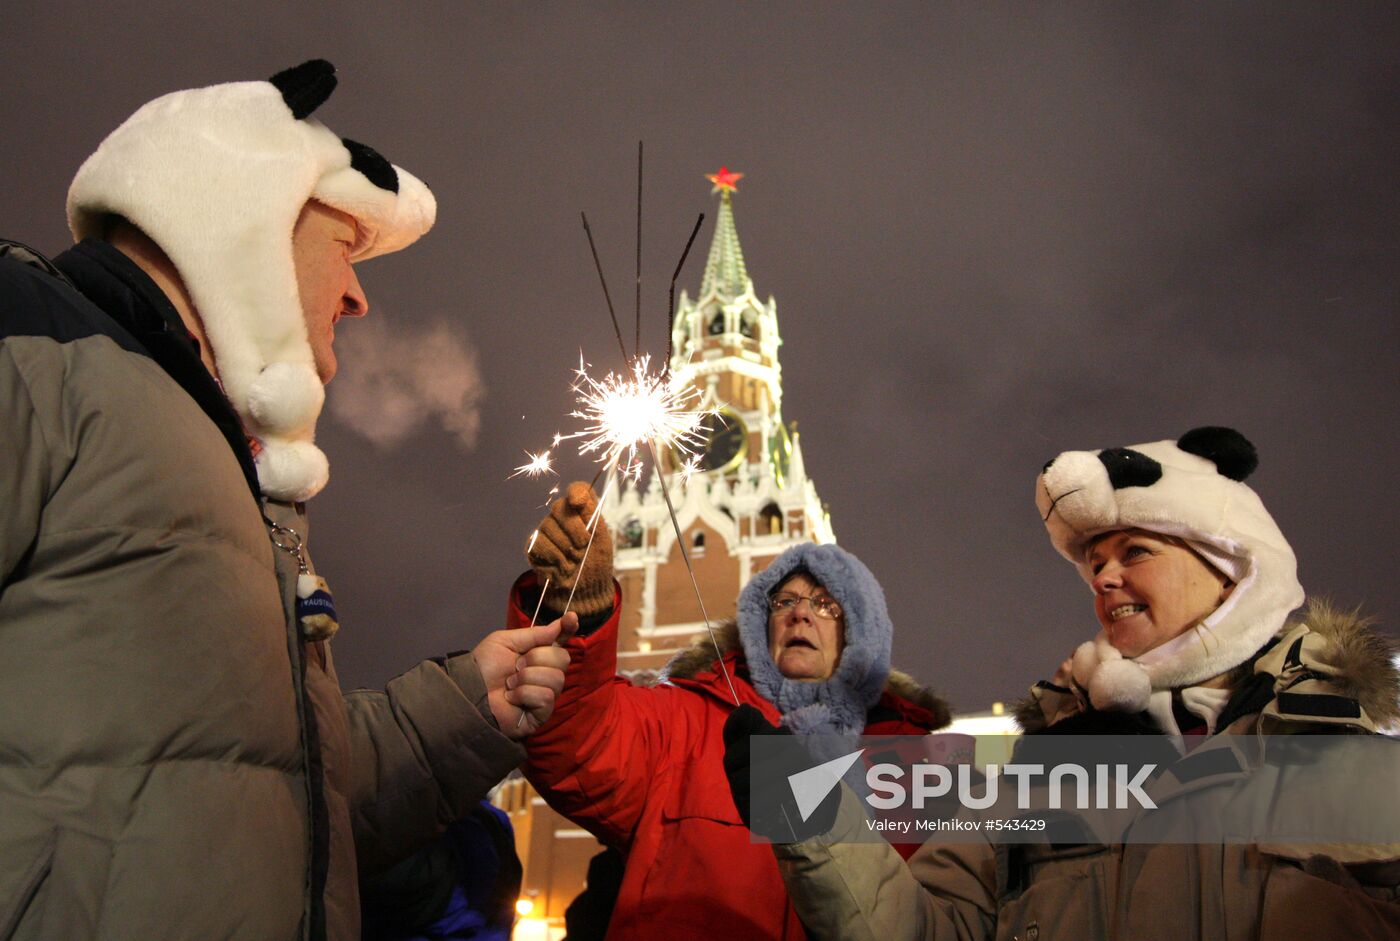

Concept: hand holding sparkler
[[475, 614, 579, 738], [528, 482, 615, 619]]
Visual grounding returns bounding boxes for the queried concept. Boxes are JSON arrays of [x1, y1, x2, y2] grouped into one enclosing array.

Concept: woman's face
[[767, 573, 846, 681], [1087, 529, 1234, 659]]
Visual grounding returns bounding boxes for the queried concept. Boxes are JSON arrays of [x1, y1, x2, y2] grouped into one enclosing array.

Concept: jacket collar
[[1017, 600, 1400, 735], [53, 239, 262, 503]]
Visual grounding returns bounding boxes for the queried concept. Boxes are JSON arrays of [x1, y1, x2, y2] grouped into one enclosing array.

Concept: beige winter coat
[[0, 241, 525, 940], [773, 605, 1400, 940]]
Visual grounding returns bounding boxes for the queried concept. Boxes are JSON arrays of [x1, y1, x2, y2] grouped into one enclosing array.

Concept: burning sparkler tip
[[567, 354, 708, 471]]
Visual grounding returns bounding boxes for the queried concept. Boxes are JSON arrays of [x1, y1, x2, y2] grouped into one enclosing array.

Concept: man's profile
[[0, 60, 569, 941]]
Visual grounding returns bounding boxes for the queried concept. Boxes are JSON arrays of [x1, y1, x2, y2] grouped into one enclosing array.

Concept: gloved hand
[[722, 704, 786, 828], [722, 704, 842, 842], [527, 481, 614, 618]]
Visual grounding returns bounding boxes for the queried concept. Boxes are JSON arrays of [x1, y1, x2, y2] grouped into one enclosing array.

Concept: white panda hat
[[1036, 427, 1304, 712], [67, 60, 435, 502]]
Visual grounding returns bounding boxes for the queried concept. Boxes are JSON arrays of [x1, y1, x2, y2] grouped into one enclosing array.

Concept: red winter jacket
[[507, 573, 948, 940]]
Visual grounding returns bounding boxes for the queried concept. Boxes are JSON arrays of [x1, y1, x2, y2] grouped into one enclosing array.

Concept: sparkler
[[517, 527, 553, 732], [558, 354, 711, 471], [563, 144, 736, 704], [510, 143, 738, 709], [525, 529, 552, 628]]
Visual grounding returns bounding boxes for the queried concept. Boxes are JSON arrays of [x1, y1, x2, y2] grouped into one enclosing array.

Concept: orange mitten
[[527, 482, 614, 617]]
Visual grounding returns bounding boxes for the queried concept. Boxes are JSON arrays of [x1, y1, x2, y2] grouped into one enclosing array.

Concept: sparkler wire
[[515, 576, 555, 733], [528, 578, 551, 629], [645, 438, 741, 706], [581, 212, 629, 362], [665, 213, 705, 372], [635, 141, 643, 361], [514, 574, 557, 732], [516, 540, 553, 730]]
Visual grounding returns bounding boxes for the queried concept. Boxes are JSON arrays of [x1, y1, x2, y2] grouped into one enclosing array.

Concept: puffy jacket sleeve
[[507, 571, 680, 848], [341, 649, 526, 875], [0, 338, 62, 584], [773, 786, 998, 941]]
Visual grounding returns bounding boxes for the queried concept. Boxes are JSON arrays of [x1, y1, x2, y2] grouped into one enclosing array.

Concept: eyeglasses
[[768, 592, 842, 620]]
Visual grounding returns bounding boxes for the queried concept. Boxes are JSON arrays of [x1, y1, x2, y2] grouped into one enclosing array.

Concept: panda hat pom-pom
[[1037, 427, 1304, 699], [1073, 638, 1152, 713], [67, 60, 436, 502]]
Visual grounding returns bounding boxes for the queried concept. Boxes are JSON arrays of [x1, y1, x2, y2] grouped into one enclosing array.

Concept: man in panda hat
[[0, 62, 572, 940]]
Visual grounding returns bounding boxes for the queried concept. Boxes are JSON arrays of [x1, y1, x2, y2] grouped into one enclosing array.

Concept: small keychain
[[266, 518, 340, 641]]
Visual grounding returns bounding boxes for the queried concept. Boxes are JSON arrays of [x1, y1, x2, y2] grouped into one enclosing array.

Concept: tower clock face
[[696, 410, 747, 473]]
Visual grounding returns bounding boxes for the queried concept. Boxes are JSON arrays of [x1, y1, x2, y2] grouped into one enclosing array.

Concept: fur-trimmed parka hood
[[663, 619, 952, 730], [1017, 599, 1399, 735]]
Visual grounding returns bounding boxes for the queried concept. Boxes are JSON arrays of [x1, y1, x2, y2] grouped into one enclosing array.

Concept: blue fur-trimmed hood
[[736, 544, 893, 734]]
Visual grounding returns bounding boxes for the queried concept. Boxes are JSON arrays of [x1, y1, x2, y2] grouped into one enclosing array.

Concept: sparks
[[509, 449, 556, 479], [677, 453, 704, 486], [560, 354, 711, 470]]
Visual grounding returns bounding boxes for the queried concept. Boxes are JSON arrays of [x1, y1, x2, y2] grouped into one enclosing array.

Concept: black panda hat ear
[[1177, 426, 1258, 481], [269, 59, 337, 119]]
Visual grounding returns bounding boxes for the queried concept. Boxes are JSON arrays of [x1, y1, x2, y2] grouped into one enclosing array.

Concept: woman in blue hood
[[506, 483, 949, 940]]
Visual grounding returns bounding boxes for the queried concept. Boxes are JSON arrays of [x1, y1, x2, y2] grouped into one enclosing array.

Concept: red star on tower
[[706, 166, 744, 194]]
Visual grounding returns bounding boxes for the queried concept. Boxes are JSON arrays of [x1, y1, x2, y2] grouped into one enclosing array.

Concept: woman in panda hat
[[760, 427, 1400, 940]]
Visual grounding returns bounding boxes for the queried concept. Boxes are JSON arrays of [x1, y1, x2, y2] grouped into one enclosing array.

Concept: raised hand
[[474, 612, 579, 738], [527, 481, 614, 616]]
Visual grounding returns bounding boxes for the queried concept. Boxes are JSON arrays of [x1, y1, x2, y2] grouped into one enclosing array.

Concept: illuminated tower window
[[759, 502, 783, 535]]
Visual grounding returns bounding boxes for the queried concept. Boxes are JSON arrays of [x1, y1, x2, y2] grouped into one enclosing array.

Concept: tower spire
[[700, 167, 749, 300]]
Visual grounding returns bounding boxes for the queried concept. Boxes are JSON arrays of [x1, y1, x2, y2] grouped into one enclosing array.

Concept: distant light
[[515, 898, 535, 917], [991, 701, 1005, 716], [946, 713, 1021, 737], [512, 916, 551, 941], [638, 641, 652, 652]]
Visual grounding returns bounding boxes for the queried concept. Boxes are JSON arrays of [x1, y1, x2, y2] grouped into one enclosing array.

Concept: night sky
[[6, 4, 1397, 713]]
